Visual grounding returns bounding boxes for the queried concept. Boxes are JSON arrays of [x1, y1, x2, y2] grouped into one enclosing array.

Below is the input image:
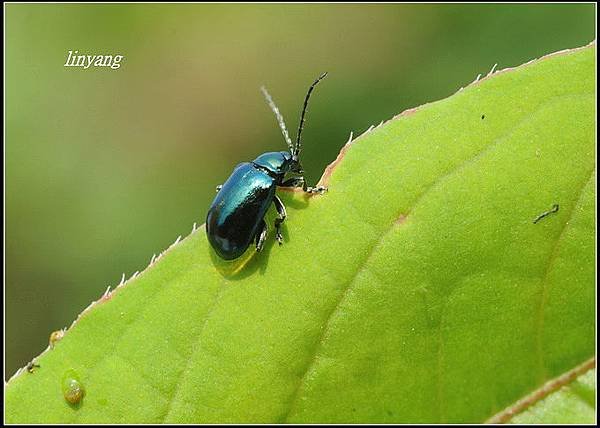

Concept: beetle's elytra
[[206, 73, 328, 260]]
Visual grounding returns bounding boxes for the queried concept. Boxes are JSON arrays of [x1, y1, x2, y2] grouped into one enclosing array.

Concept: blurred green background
[[5, 3, 595, 379]]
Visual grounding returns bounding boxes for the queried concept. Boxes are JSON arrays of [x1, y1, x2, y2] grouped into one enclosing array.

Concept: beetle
[[206, 72, 328, 260]]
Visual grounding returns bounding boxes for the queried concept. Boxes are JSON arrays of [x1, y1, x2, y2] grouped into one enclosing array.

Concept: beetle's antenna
[[294, 72, 328, 159], [260, 85, 294, 152]]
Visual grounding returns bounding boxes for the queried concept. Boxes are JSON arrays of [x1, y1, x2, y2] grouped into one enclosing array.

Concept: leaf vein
[[71, 268, 188, 423], [281, 93, 583, 422], [534, 167, 595, 381], [160, 278, 228, 422], [486, 357, 596, 423]]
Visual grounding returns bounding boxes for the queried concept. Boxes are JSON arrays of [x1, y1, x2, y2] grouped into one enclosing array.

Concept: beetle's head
[[253, 151, 300, 177], [290, 153, 304, 174]]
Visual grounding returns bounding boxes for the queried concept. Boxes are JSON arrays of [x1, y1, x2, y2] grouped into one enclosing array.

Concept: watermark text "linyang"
[[64, 50, 124, 70]]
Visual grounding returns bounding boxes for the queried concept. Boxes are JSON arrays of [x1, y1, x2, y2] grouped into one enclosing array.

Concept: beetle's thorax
[[252, 151, 299, 180]]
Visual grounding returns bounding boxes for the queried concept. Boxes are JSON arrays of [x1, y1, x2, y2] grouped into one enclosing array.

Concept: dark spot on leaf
[[26, 361, 40, 373], [533, 203, 559, 224], [481, 114, 485, 119]]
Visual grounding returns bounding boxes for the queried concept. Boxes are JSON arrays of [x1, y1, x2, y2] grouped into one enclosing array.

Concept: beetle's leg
[[281, 176, 327, 194], [273, 195, 287, 245], [215, 184, 223, 193], [304, 184, 328, 194], [255, 219, 268, 252]]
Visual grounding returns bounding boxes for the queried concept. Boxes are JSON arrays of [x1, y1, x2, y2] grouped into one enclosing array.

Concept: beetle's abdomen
[[206, 163, 276, 260]]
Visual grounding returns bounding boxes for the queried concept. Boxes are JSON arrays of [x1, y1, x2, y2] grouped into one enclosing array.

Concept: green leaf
[[5, 43, 595, 423]]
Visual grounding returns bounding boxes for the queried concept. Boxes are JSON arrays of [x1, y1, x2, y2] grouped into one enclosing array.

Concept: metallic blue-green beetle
[[206, 73, 328, 260]]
